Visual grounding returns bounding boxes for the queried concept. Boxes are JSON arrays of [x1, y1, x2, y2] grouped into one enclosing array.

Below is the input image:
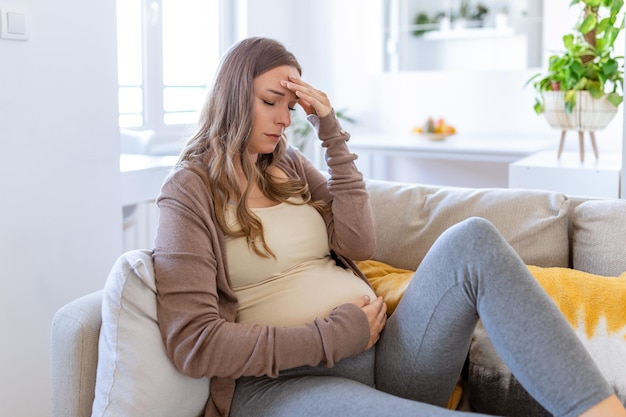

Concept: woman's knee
[[454, 216, 497, 234], [432, 217, 512, 264], [441, 217, 500, 246]]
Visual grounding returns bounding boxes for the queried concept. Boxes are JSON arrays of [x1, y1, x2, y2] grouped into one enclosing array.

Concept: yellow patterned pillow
[[526, 265, 626, 400], [527, 265, 626, 338]]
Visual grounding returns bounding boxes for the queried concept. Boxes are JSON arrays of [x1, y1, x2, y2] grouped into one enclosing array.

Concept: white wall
[[0, 0, 121, 415], [244, 0, 335, 96]]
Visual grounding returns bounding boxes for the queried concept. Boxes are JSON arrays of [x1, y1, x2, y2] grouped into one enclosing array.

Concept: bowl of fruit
[[412, 117, 456, 141]]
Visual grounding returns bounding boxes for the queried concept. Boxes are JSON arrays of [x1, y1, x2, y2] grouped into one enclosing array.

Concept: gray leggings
[[231, 217, 612, 417]]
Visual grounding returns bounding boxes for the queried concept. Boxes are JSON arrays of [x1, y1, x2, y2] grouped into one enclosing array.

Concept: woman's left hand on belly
[[352, 295, 387, 350]]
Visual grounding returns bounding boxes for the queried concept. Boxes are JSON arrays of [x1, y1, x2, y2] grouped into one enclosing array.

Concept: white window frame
[[119, 0, 243, 151]]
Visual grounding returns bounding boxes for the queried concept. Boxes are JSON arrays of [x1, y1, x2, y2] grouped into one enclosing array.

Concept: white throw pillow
[[92, 249, 210, 417]]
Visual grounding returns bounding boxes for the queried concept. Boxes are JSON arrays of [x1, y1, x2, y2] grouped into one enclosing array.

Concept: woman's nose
[[277, 108, 291, 127]]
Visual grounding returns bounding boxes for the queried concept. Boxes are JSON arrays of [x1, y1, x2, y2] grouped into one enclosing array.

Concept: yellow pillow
[[356, 260, 414, 315]]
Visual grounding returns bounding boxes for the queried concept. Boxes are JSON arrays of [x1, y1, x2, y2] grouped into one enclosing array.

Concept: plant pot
[[541, 91, 618, 131], [541, 91, 620, 161]]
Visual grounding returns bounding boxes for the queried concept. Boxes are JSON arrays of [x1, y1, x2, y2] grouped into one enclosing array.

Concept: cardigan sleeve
[[301, 110, 377, 261], [153, 167, 370, 380]]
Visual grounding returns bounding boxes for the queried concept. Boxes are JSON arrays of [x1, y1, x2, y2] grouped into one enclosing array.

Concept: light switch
[[0, 6, 28, 41], [7, 12, 25, 35]]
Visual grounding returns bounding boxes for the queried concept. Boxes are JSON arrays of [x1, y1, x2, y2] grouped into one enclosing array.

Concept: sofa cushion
[[469, 266, 626, 416], [365, 179, 570, 271], [92, 249, 209, 417], [572, 199, 626, 276]]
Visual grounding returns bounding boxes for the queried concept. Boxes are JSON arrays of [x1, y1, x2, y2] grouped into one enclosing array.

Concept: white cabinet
[[509, 151, 622, 198]]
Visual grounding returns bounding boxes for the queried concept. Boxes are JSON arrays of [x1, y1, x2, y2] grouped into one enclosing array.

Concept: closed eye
[[263, 99, 296, 111]]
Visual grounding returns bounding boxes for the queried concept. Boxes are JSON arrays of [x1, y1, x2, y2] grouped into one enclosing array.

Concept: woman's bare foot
[[580, 395, 626, 417]]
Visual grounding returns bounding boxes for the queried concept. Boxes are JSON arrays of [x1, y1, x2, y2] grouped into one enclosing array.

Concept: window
[[116, 0, 224, 139]]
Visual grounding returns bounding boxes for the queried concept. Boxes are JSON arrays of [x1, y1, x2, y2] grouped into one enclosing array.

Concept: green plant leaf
[[584, 0, 602, 7], [602, 59, 619, 76], [588, 84, 605, 97], [604, 24, 621, 47], [562, 34, 575, 51], [570, 60, 586, 78], [580, 13, 598, 33], [564, 90, 577, 113], [607, 91, 623, 105], [597, 16, 611, 35]]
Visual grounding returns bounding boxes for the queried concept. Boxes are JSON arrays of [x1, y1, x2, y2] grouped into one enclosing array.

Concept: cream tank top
[[225, 199, 376, 327]]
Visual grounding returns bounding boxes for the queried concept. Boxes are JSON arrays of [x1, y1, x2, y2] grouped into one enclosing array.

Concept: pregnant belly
[[234, 259, 376, 327]]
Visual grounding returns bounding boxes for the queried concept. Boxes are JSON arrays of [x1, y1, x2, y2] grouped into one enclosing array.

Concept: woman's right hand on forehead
[[280, 76, 332, 118]]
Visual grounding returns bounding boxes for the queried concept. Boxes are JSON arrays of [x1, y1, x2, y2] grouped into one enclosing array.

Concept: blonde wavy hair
[[178, 37, 324, 258]]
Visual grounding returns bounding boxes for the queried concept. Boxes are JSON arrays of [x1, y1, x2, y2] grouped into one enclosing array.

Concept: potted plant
[[526, 0, 624, 160]]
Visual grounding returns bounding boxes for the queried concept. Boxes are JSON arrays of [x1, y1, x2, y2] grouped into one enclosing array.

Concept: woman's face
[[248, 65, 299, 158]]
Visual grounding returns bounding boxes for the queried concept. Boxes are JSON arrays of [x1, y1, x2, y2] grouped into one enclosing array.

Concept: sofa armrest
[[51, 290, 103, 417]]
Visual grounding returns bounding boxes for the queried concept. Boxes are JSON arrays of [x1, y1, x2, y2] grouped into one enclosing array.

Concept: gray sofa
[[51, 178, 626, 417]]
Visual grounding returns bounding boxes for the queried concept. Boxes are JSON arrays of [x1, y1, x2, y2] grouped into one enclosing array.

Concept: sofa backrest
[[365, 179, 571, 271]]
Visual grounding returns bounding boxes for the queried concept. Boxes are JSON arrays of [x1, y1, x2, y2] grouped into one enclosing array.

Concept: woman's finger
[[351, 295, 371, 309], [281, 77, 331, 117]]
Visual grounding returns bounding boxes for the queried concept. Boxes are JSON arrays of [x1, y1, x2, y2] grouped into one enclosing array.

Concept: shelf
[[422, 27, 515, 40]]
